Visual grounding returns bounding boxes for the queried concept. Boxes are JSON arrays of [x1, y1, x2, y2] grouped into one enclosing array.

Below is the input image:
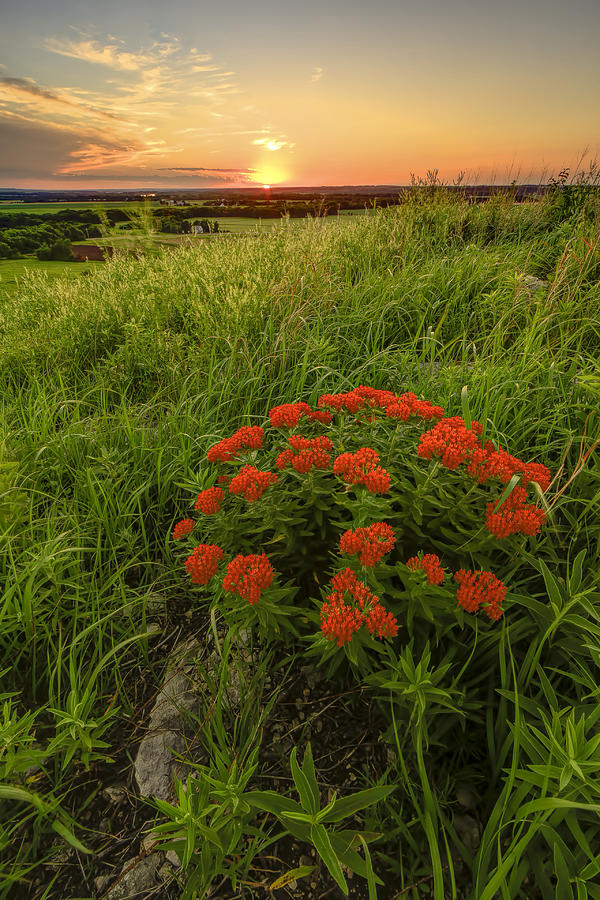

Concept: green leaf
[[569, 549, 586, 595], [320, 786, 395, 823], [490, 473, 521, 513], [301, 743, 321, 812], [554, 842, 574, 900], [330, 832, 385, 885], [243, 791, 304, 819], [356, 834, 377, 900], [461, 385, 471, 430], [290, 746, 318, 815], [310, 823, 348, 895], [52, 820, 92, 855], [539, 558, 565, 608], [269, 865, 316, 891]]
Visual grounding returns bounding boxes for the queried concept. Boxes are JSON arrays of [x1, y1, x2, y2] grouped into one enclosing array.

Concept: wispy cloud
[[161, 165, 255, 183], [1, 30, 294, 185], [311, 66, 324, 83], [0, 75, 123, 122], [253, 136, 295, 152], [45, 35, 177, 72], [56, 140, 183, 174]]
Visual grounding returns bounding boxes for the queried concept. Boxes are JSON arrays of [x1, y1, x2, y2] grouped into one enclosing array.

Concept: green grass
[[0, 201, 164, 214], [0, 259, 101, 297], [1, 188, 599, 898]]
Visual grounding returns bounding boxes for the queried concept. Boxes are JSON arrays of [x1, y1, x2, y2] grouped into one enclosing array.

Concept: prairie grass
[[0, 187, 599, 897]]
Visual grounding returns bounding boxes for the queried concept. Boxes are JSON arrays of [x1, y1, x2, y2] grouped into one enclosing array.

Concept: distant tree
[[48, 240, 74, 261], [0, 241, 18, 259]]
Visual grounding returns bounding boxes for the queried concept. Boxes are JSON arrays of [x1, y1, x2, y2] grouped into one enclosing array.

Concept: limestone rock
[[104, 854, 161, 899], [134, 639, 199, 801]]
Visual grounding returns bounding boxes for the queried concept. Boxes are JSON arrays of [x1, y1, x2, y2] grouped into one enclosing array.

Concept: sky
[[0, 0, 599, 188]]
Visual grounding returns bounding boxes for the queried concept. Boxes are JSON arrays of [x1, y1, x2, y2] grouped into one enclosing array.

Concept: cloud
[[164, 166, 255, 173], [0, 75, 122, 121], [45, 36, 165, 72], [0, 117, 89, 182], [161, 165, 255, 183], [2, 31, 294, 186], [311, 66, 324, 83], [252, 137, 295, 152], [56, 140, 183, 174]]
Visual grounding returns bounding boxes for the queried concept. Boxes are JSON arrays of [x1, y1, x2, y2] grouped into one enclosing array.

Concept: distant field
[[0, 258, 100, 295], [0, 219, 283, 289], [68, 217, 297, 253], [0, 201, 163, 214]]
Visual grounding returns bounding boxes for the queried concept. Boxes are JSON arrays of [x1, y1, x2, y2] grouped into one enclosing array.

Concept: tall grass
[[1, 188, 599, 896]]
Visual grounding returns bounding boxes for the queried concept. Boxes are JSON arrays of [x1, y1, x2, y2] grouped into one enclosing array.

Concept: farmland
[[0, 202, 370, 293], [0, 259, 101, 296], [1, 187, 599, 899]]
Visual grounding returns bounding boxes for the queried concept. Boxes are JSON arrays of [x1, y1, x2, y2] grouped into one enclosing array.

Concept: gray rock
[[94, 874, 113, 894], [105, 854, 161, 899], [521, 274, 548, 293], [453, 814, 480, 853], [134, 639, 200, 801], [102, 783, 128, 805]]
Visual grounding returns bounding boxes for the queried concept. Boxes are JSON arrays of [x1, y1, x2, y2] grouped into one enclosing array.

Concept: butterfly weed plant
[[168, 383, 600, 898]]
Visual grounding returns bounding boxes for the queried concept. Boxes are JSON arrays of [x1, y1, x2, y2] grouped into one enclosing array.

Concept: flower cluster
[[485, 487, 546, 538], [353, 385, 399, 408], [276, 435, 333, 473], [340, 522, 396, 566], [418, 417, 550, 492], [222, 553, 274, 605], [207, 425, 264, 463], [194, 486, 224, 514], [320, 568, 398, 646], [333, 447, 391, 494], [386, 392, 445, 422], [317, 390, 366, 414], [229, 465, 278, 502], [316, 385, 445, 422], [268, 401, 332, 428], [185, 544, 225, 585], [172, 518, 195, 541], [467, 447, 551, 492], [417, 417, 484, 470], [406, 553, 446, 586], [454, 569, 506, 621]]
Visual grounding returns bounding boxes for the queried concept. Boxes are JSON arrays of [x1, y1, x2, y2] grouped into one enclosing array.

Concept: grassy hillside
[[1, 190, 599, 898]]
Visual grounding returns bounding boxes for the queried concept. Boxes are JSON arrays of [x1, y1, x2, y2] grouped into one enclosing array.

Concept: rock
[[456, 784, 477, 810], [165, 850, 181, 868], [105, 854, 161, 899], [102, 783, 128, 804], [145, 593, 167, 620], [453, 814, 480, 853], [521, 274, 548, 293], [134, 639, 200, 801], [133, 629, 256, 803], [141, 833, 161, 855], [158, 861, 176, 882], [94, 874, 113, 894]]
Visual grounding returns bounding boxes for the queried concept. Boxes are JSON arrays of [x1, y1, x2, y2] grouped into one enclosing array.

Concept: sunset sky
[[1, 0, 599, 188]]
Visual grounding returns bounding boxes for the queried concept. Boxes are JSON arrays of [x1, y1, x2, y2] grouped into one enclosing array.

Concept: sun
[[262, 184, 271, 190]]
